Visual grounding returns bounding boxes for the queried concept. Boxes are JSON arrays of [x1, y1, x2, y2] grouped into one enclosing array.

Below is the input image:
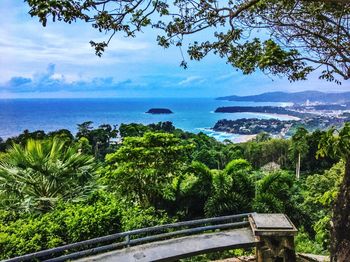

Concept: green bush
[[0, 191, 175, 260], [295, 228, 328, 255], [120, 204, 173, 232], [0, 193, 122, 260]]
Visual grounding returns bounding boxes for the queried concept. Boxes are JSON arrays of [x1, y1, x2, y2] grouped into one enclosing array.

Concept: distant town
[[213, 91, 350, 137]]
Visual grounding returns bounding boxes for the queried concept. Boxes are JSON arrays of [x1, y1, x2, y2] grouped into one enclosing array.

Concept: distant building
[[261, 162, 281, 172]]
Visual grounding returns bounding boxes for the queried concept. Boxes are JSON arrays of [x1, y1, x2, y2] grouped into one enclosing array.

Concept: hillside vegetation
[[0, 122, 342, 260]]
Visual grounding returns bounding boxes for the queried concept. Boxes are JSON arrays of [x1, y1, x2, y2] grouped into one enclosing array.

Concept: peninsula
[[214, 106, 307, 118], [217, 91, 350, 103]]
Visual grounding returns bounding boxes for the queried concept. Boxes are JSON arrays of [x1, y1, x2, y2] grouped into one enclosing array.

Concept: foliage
[[0, 138, 96, 213], [301, 130, 337, 173], [190, 132, 237, 169], [0, 191, 175, 260], [119, 121, 176, 138], [119, 123, 149, 138], [254, 171, 293, 212], [317, 123, 350, 260], [0, 192, 122, 260], [290, 127, 309, 178], [205, 159, 254, 217], [253, 171, 306, 227], [225, 159, 252, 175], [301, 161, 344, 250], [318, 123, 350, 160], [295, 228, 328, 255], [102, 132, 194, 207], [290, 127, 309, 161], [180, 248, 252, 262], [120, 204, 173, 232], [241, 138, 291, 169], [192, 149, 218, 170], [302, 162, 343, 214], [168, 161, 212, 218], [25, 0, 350, 81], [254, 132, 271, 143], [0, 129, 75, 152], [0, 123, 345, 259], [76, 121, 118, 159]]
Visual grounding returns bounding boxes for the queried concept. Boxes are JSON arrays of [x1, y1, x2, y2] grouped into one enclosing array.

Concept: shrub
[[0, 193, 122, 260], [295, 228, 328, 255], [120, 204, 173, 232]]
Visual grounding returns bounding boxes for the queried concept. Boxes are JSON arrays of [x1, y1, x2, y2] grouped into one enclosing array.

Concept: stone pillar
[[250, 214, 298, 262], [256, 236, 296, 262]]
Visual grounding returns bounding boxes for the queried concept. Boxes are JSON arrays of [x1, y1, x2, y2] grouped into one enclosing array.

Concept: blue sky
[[0, 0, 349, 98]]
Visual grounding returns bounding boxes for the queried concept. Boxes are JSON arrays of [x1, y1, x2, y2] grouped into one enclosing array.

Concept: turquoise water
[[0, 98, 291, 141]]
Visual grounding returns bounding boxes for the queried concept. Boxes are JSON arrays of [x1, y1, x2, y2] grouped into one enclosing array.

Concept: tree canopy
[[26, 0, 350, 82], [102, 132, 194, 207]]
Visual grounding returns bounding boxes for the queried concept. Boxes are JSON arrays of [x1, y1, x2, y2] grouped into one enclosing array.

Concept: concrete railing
[[3, 213, 253, 262]]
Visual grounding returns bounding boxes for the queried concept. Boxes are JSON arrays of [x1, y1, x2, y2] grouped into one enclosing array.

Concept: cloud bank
[[0, 1, 349, 98]]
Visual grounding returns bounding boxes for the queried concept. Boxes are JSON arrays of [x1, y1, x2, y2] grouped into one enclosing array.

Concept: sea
[[0, 98, 293, 142]]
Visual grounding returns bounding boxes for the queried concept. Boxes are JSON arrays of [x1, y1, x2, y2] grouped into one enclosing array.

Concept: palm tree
[[0, 138, 96, 213], [253, 171, 294, 214], [290, 127, 309, 180], [205, 159, 254, 217]]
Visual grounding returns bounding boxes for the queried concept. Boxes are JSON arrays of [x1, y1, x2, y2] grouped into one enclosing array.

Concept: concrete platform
[[76, 228, 258, 262]]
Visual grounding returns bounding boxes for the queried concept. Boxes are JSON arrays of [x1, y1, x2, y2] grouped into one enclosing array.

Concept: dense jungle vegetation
[[0, 121, 344, 260]]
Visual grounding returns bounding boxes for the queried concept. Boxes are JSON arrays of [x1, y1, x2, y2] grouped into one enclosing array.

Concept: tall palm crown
[[0, 138, 96, 213]]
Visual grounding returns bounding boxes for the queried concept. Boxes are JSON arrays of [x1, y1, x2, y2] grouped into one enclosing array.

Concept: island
[[146, 108, 173, 114]]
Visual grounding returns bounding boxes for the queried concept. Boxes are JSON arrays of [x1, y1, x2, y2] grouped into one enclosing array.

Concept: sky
[[0, 0, 349, 98]]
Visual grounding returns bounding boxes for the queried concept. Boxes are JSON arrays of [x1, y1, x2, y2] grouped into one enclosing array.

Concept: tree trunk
[[331, 159, 350, 261], [296, 153, 301, 180]]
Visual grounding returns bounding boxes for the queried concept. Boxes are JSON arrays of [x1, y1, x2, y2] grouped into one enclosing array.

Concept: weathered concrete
[[76, 228, 257, 262], [297, 253, 330, 262], [251, 214, 294, 230], [250, 214, 298, 262]]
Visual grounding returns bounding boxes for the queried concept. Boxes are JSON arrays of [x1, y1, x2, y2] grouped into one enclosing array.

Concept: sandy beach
[[252, 112, 300, 121], [233, 134, 257, 143]]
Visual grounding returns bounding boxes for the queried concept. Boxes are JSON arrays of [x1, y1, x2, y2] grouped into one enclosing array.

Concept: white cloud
[[0, 1, 153, 83], [1, 0, 349, 98], [0, 26, 150, 67], [215, 72, 236, 81], [178, 76, 205, 86], [0, 64, 135, 94]]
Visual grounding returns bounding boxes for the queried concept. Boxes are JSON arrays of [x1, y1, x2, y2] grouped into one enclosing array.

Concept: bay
[[0, 98, 292, 141]]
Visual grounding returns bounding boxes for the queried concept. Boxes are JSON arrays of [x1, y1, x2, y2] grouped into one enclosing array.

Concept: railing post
[[249, 214, 298, 262], [125, 234, 130, 247]]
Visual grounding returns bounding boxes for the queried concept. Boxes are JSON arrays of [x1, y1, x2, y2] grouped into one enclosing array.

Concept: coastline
[[241, 112, 300, 121], [200, 128, 257, 143], [254, 112, 300, 121]]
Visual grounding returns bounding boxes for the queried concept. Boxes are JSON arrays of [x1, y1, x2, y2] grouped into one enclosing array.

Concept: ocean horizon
[[0, 97, 293, 141]]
